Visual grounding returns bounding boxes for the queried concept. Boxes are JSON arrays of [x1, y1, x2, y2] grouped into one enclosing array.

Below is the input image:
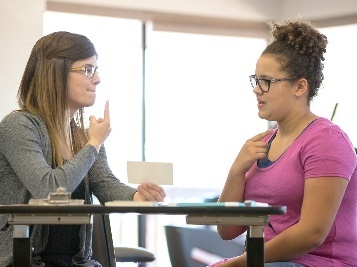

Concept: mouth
[[257, 99, 265, 108]]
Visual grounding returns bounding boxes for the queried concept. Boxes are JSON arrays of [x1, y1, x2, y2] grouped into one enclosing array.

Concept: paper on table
[[127, 161, 173, 185], [105, 201, 158, 207]]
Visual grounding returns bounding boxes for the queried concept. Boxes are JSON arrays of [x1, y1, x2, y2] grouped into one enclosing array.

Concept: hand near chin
[[133, 182, 166, 202], [87, 100, 111, 152]]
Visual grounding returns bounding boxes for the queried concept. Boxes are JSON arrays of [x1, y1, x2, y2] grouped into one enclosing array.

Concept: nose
[[252, 84, 262, 95], [93, 72, 101, 85]]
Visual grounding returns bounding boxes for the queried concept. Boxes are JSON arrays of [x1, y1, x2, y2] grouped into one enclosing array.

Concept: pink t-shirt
[[245, 118, 357, 267]]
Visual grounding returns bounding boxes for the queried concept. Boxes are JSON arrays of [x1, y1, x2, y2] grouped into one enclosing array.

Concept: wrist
[[228, 168, 246, 181], [87, 141, 100, 153]]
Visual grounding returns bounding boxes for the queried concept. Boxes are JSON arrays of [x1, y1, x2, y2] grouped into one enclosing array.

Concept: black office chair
[[165, 225, 244, 267], [92, 214, 156, 266]]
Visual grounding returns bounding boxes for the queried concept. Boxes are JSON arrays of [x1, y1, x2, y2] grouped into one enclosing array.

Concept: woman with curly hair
[[209, 19, 357, 267]]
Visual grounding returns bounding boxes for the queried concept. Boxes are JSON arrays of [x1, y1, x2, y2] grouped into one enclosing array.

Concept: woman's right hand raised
[[87, 100, 112, 152], [230, 129, 273, 175]]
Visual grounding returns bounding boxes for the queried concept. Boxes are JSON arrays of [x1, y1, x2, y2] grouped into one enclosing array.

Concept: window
[[315, 24, 357, 146], [145, 30, 267, 190]]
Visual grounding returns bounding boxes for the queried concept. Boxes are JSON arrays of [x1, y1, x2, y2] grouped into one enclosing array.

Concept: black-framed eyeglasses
[[249, 74, 297, 92], [70, 65, 98, 78]]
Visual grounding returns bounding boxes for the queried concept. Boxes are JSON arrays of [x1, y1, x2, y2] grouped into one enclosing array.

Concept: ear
[[295, 78, 308, 97]]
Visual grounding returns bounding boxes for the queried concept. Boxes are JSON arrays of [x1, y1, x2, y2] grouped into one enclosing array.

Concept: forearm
[[219, 170, 246, 202], [90, 146, 136, 203], [217, 170, 247, 239], [262, 177, 347, 264], [219, 224, 322, 267], [9, 144, 98, 198], [264, 223, 322, 262], [217, 130, 272, 241]]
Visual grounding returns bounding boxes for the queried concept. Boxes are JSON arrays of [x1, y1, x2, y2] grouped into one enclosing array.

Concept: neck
[[70, 109, 77, 119], [276, 111, 318, 137]]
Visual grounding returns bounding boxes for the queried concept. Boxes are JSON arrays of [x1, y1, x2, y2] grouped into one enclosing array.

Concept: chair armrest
[[114, 246, 156, 262]]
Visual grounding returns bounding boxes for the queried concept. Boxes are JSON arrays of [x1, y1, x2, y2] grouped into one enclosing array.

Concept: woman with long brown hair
[[0, 31, 165, 267]]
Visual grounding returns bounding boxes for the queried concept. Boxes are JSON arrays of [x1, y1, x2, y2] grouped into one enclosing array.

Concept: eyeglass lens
[[250, 75, 269, 92], [84, 66, 97, 78]]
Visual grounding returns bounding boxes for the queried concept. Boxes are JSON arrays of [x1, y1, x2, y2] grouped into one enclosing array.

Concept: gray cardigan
[[0, 111, 137, 266]]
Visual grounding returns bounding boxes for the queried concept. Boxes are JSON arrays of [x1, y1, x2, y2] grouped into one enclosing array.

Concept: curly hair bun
[[269, 20, 327, 61], [262, 19, 328, 101]]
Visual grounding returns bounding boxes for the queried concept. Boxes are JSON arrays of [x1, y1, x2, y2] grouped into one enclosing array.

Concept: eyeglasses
[[249, 75, 297, 92], [70, 65, 98, 78]]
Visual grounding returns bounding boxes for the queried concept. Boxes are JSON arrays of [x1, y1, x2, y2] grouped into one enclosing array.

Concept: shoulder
[[304, 117, 352, 145], [0, 111, 47, 140], [300, 118, 357, 179], [299, 118, 356, 172], [1, 111, 45, 129], [297, 117, 355, 160]]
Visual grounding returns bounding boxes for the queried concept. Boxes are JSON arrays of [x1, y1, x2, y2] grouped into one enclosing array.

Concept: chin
[[257, 111, 266, 120], [258, 111, 273, 121], [86, 99, 96, 107]]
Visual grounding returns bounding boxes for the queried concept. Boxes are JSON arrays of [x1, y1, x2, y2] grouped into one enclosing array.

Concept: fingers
[[104, 100, 110, 122], [250, 129, 273, 142], [230, 129, 274, 175], [89, 115, 96, 124], [86, 102, 112, 152], [102, 101, 111, 132], [89, 101, 110, 124], [136, 183, 166, 202]]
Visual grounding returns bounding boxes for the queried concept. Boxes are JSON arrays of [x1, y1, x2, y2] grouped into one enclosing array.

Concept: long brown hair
[[18, 31, 98, 167]]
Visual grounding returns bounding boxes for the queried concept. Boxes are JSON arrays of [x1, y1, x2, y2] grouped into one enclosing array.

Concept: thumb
[[89, 115, 97, 124]]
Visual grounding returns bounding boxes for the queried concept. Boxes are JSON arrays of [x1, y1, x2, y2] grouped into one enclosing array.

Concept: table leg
[[13, 225, 31, 267], [247, 225, 264, 267]]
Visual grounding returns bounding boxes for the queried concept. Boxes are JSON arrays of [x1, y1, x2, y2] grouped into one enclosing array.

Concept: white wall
[[48, 0, 280, 21], [282, 0, 357, 20], [0, 0, 44, 119], [48, 0, 357, 21]]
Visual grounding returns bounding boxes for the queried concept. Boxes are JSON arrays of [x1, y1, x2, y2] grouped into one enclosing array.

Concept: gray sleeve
[[0, 112, 98, 198], [89, 145, 137, 204]]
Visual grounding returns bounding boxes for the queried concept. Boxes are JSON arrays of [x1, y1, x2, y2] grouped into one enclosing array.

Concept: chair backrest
[[92, 214, 116, 267], [92, 213, 156, 266], [165, 225, 244, 267]]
